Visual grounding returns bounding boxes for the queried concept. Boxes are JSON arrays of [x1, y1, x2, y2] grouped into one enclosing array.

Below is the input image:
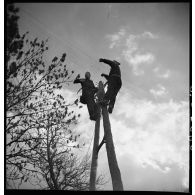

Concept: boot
[[90, 113, 98, 121], [90, 116, 97, 121], [90, 112, 101, 121], [108, 104, 114, 113]]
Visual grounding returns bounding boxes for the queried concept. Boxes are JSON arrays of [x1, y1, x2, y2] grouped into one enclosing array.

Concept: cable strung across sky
[[20, 7, 101, 74]]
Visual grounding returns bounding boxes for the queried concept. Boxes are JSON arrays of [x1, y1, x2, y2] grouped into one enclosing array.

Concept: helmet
[[85, 72, 91, 79]]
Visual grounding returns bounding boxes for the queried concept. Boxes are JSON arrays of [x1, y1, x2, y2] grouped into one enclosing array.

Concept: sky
[[14, 3, 190, 191]]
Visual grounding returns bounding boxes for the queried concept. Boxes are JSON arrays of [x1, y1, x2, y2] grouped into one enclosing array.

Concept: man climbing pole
[[99, 58, 122, 114], [73, 72, 99, 121]]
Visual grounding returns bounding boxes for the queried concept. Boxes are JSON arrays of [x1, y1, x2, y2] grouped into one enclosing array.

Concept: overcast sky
[[15, 3, 190, 191]]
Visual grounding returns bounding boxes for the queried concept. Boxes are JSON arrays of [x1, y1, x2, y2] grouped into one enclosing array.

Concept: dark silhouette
[[99, 58, 122, 113], [74, 72, 99, 121]]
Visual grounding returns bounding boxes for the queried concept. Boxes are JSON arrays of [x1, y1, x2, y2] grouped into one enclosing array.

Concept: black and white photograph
[[5, 2, 191, 192]]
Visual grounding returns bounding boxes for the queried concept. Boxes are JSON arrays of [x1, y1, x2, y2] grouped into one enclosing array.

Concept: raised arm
[[73, 78, 85, 84], [101, 73, 109, 80], [99, 58, 115, 68]]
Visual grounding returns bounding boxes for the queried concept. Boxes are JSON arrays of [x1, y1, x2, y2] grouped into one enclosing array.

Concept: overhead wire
[[19, 6, 147, 97], [16, 7, 149, 166], [19, 7, 101, 74], [19, 8, 89, 72], [18, 8, 102, 154]]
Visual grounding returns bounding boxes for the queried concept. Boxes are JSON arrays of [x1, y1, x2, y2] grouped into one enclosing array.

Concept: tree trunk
[[101, 82, 124, 191], [46, 123, 59, 190]]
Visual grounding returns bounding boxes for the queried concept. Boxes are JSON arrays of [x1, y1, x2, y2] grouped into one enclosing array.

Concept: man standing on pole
[[99, 58, 122, 114], [74, 72, 99, 121]]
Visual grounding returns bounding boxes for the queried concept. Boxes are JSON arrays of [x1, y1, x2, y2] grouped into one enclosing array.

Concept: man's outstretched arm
[[99, 58, 115, 68], [73, 78, 85, 84]]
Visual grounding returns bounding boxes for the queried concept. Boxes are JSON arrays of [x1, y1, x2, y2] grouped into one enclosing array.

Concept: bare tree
[[6, 4, 106, 190], [6, 3, 77, 187], [7, 100, 105, 190]]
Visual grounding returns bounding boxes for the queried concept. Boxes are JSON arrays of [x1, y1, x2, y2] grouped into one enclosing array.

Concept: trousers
[[104, 76, 122, 109], [84, 95, 98, 121]]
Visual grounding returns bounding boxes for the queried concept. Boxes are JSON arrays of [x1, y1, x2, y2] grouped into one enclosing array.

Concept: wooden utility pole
[[89, 81, 103, 191], [101, 82, 124, 191], [89, 81, 123, 191], [89, 115, 100, 191]]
